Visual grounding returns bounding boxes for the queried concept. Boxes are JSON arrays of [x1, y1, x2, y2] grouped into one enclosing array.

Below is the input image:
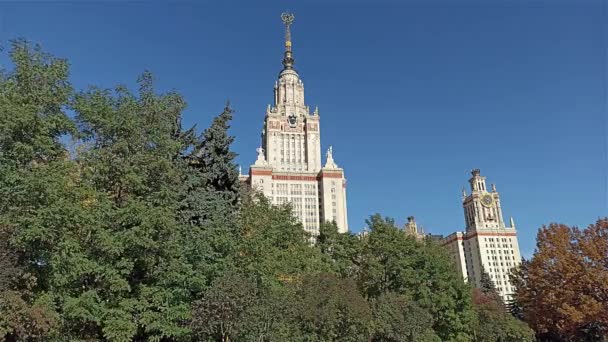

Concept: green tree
[[3, 57, 213, 339], [479, 267, 503, 306], [236, 285, 301, 342], [0, 39, 73, 341], [237, 194, 330, 288], [191, 273, 258, 342], [296, 273, 371, 342], [371, 292, 439, 342], [358, 214, 475, 341], [188, 101, 240, 206], [317, 221, 363, 278], [471, 288, 534, 342], [0, 39, 75, 169], [178, 103, 242, 284]]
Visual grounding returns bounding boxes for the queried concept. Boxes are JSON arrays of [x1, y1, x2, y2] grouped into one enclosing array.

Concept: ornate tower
[[247, 13, 349, 235], [262, 12, 321, 173], [443, 169, 522, 302], [462, 169, 506, 230]]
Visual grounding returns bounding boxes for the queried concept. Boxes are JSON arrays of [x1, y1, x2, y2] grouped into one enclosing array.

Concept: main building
[[241, 13, 349, 235]]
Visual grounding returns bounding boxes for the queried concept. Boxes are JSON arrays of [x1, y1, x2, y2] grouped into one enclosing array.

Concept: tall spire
[[281, 12, 295, 71]]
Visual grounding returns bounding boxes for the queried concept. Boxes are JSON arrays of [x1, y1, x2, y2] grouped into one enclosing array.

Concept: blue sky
[[1, 0, 606, 258]]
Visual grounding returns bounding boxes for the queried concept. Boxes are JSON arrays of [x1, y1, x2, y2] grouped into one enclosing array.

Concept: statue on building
[[254, 146, 267, 166], [324, 146, 338, 169]]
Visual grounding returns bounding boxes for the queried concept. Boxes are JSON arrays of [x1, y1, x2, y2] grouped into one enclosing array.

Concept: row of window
[[485, 237, 512, 243], [487, 249, 515, 255]]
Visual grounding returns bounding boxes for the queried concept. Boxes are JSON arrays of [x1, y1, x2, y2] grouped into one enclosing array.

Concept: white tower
[[247, 13, 349, 235], [443, 169, 522, 301]]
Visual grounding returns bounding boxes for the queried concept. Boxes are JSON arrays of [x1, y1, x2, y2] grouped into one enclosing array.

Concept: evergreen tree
[[190, 101, 240, 205], [177, 103, 242, 284], [479, 267, 497, 295], [479, 266, 503, 305]]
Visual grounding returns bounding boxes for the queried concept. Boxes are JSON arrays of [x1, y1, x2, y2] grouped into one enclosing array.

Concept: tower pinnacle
[[281, 12, 295, 71]]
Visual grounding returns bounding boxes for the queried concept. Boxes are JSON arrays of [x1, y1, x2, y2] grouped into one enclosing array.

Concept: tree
[[191, 273, 258, 342], [357, 214, 475, 341], [177, 103, 243, 286], [3, 55, 212, 339], [371, 292, 439, 342], [0, 39, 75, 169], [471, 288, 534, 342], [317, 221, 363, 278], [511, 219, 608, 341], [0, 39, 73, 341], [235, 285, 301, 342], [296, 273, 371, 342], [479, 267, 503, 305], [236, 194, 330, 288], [188, 101, 240, 206], [0, 225, 19, 292]]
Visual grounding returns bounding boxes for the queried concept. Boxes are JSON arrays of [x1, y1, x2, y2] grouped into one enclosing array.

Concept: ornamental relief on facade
[[307, 123, 318, 131], [268, 121, 281, 130]]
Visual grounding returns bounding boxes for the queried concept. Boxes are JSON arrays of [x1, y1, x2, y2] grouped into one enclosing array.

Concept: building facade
[[442, 169, 522, 301], [241, 13, 349, 235]]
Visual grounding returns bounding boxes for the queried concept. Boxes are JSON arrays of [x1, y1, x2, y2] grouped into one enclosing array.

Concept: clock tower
[[443, 169, 522, 302], [242, 13, 349, 235], [463, 169, 506, 230]]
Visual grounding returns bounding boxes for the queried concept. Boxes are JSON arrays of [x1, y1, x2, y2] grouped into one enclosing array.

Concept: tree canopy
[[2, 39, 597, 342], [511, 219, 608, 341]]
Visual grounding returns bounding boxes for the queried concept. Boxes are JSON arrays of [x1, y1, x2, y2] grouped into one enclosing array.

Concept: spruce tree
[[479, 267, 497, 295], [191, 101, 240, 204], [479, 266, 503, 305]]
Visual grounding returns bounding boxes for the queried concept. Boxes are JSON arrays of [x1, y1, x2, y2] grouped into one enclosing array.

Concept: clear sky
[[1, 0, 606, 258]]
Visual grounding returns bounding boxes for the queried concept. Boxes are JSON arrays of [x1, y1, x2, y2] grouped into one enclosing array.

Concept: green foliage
[[0, 40, 538, 342], [191, 273, 258, 341], [0, 39, 74, 341], [0, 225, 20, 291], [371, 292, 440, 342], [318, 221, 362, 278], [357, 214, 475, 341], [296, 273, 371, 342], [0, 39, 75, 168], [479, 266, 503, 306], [235, 285, 301, 341], [471, 288, 535, 342], [188, 102, 240, 207], [237, 194, 330, 287]]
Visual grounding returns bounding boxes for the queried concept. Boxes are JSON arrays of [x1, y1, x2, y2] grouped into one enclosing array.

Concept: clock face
[[481, 194, 494, 207]]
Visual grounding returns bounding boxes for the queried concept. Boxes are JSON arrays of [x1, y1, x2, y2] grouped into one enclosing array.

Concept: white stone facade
[[442, 170, 522, 301], [243, 15, 349, 235]]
